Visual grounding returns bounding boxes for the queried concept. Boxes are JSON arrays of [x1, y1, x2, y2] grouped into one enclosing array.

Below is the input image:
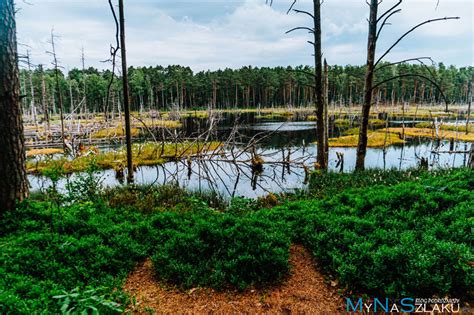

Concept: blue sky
[[16, 0, 473, 72]]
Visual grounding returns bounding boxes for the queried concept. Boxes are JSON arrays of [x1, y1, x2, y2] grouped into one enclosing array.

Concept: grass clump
[[91, 126, 141, 139], [415, 122, 474, 133], [386, 127, 474, 142], [26, 148, 64, 157], [327, 131, 405, 147]]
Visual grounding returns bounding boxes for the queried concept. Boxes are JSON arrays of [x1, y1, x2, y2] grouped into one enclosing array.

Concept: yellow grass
[[179, 111, 210, 119], [91, 127, 141, 139], [133, 119, 182, 129], [414, 122, 474, 133], [327, 131, 405, 147], [386, 128, 474, 142], [26, 148, 64, 157], [255, 114, 284, 119]]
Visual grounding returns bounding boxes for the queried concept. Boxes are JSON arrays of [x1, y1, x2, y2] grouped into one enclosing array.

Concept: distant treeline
[[20, 63, 473, 116]]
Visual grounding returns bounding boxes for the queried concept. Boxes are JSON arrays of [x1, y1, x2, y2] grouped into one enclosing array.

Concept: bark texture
[[0, 0, 29, 213]]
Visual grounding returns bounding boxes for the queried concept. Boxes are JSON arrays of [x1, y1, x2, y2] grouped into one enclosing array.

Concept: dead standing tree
[[355, 0, 459, 170], [0, 0, 29, 212], [118, 0, 134, 183], [47, 29, 67, 151], [269, 0, 327, 170]]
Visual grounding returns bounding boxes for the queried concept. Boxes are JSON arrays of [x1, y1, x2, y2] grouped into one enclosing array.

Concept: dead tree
[[469, 144, 474, 169], [355, 0, 459, 170], [282, 0, 327, 169], [48, 29, 67, 151], [0, 0, 29, 212], [323, 58, 329, 163], [118, 0, 134, 183], [26, 51, 37, 129], [81, 47, 88, 120], [467, 79, 472, 135]]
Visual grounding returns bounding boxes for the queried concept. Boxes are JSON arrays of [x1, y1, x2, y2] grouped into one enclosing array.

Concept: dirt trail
[[123, 245, 344, 314]]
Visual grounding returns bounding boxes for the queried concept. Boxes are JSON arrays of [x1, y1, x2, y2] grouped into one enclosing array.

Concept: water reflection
[[29, 140, 470, 198]]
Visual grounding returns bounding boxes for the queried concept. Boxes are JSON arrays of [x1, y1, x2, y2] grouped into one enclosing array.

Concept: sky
[[15, 0, 474, 72]]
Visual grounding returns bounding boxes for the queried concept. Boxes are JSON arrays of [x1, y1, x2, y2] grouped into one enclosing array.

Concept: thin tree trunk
[[466, 80, 472, 135], [314, 0, 326, 169], [323, 59, 329, 163], [50, 30, 67, 151], [0, 0, 29, 212], [356, 0, 378, 171], [119, 0, 134, 183], [39, 65, 50, 134]]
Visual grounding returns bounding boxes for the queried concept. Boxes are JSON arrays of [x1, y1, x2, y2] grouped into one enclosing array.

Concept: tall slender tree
[[0, 0, 29, 213], [118, 0, 134, 183]]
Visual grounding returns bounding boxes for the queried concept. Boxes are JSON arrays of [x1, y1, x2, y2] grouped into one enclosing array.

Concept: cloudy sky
[[16, 0, 473, 72]]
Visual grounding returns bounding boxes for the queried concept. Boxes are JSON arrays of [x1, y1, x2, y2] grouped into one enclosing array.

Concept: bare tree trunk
[[50, 30, 67, 151], [39, 64, 50, 134], [26, 51, 37, 130], [81, 47, 88, 120], [469, 143, 474, 169], [314, 0, 326, 169], [466, 80, 472, 135], [119, 0, 134, 183], [356, 0, 378, 171], [323, 58, 329, 164], [0, 0, 29, 213]]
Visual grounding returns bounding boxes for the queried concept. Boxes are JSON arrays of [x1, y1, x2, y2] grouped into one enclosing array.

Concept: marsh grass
[[27, 141, 222, 175], [327, 131, 405, 147], [26, 148, 64, 157], [386, 127, 474, 142]]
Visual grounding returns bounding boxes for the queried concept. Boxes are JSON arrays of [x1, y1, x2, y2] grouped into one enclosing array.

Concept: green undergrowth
[[0, 168, 472, 313], [258, 168, 473, 297]]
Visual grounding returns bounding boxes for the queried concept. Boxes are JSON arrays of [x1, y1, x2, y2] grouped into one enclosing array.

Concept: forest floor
[[124, 245, 344, 314]]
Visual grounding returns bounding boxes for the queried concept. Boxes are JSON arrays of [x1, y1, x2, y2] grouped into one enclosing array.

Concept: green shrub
[[150, 211, 290, 290], [0, 201, 146, 313], [276, 168, 474, 298]]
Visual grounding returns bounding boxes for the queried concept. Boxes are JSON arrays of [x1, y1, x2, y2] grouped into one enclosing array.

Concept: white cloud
[[15, 0, 473, 72]]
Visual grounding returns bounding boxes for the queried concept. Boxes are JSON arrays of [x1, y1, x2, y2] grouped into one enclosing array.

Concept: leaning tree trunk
[[355, 0, 378, 171], [0, 0, 29, 213]]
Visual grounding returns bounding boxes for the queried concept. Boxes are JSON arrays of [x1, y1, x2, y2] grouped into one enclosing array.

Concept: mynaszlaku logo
[[346, 297, 463, 313]]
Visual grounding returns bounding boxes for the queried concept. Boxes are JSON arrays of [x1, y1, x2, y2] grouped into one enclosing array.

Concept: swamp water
[[29, 113, 472, 198]]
